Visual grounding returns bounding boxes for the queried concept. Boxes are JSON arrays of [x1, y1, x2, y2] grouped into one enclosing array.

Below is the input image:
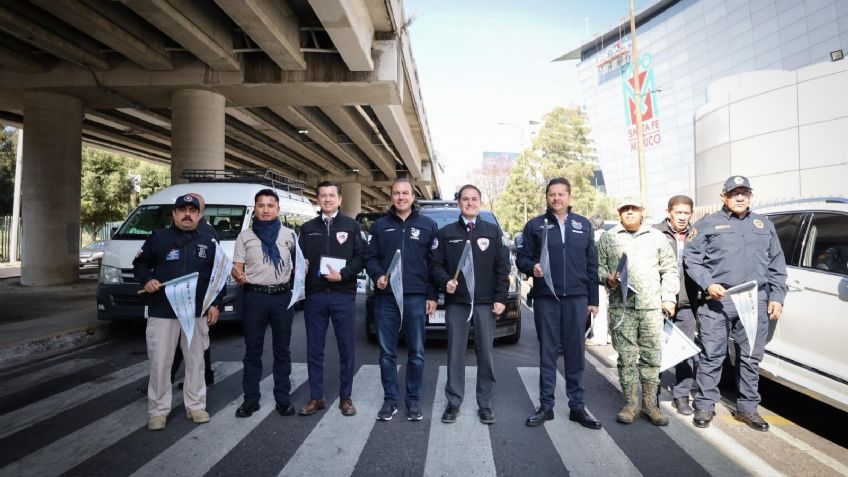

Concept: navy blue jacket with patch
[[298, 212, 365, 295], [516, 210, 599, 306], [132, 225, 224, 319], [364, 206, 439, 299]]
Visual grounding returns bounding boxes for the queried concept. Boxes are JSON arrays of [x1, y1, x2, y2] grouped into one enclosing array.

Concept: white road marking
[[0, 362, 243, 477], [132, 364, 308, 477], [517, 366, 641, 476], [424, 366, 497, 477], [0, 358, 103, 398]]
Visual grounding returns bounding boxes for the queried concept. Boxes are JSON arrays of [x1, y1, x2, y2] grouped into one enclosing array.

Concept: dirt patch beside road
[[0, 272, 97, 325]]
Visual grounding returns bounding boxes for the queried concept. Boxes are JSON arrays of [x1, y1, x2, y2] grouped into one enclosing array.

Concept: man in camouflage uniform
[[597, 198, 678, 426]]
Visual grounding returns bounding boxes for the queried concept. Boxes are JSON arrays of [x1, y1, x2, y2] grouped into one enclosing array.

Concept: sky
[[404, 0, 652, 194]]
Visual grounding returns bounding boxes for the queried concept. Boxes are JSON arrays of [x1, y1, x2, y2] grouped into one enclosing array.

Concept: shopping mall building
[[558, 0, 848, 216]]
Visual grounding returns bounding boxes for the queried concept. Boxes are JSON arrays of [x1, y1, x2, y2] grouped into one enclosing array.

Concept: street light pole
[[629, 0, 648, 210]]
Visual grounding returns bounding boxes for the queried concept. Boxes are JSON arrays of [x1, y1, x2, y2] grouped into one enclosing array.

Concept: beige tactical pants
[[146, 317, 209, 417]]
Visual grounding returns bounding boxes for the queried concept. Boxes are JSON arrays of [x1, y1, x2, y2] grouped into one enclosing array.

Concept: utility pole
[[629, 0, 648, 210]]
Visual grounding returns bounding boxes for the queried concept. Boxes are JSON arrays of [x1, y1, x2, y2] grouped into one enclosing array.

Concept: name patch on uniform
[[571, 220, 582, 230], [308, 232, 322, 236], [385, 228, 396, 232], [410, 227, 421, 240], [477, 237, 490, 251], [196, 244, 208, 258], [714, 225, 730, 230], [431, 238, 439, 250], [336, 231, 349, 244], [572, 230, 584, 234], [165, 249, 180, 261], [686, 227, 698, 241], [753, 219, 764, 229], [541, 224, 554, 230], [449, 239, 464, 244]]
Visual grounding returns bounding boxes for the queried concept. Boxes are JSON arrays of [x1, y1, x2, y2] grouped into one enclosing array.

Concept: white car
[[754, 197, 848, 412]]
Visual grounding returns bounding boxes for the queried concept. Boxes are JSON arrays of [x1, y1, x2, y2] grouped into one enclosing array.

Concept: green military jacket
[[597, 223, 679, 311]]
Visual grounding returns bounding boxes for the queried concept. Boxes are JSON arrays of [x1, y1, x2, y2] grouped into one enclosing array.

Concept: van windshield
[[114, 205, 247, 240]]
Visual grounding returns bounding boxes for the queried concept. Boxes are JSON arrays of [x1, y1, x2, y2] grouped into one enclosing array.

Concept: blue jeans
[[375, 293, 426, 405], [242, 290, 294, 405]]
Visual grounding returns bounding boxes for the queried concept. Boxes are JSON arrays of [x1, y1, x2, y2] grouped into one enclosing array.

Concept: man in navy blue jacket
[[133, 194, 223, 431], [365, 178, 438, 422], [517, 178, 602, 430], [297, 181, 365, 417]]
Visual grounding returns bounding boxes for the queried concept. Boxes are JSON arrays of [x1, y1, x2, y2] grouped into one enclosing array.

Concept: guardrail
[[0, 218, 122, 263]]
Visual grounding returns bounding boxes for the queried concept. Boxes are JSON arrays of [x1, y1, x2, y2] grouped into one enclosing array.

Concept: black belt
[[244, 283, 291, 294]]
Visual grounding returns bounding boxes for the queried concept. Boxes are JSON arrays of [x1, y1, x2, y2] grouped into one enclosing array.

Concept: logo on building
[[622, 53, 662, 151]]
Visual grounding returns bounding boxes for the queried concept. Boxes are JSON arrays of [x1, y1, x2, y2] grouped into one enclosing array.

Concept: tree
[[494, 106, 616, 235], [127, 158, 170, 202], [470, 155, 512, 210], [80, 147, 133, 240], [0, 128, 17, 216]]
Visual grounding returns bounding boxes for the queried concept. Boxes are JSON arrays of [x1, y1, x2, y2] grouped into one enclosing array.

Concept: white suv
[[754, 197, 848, 412]]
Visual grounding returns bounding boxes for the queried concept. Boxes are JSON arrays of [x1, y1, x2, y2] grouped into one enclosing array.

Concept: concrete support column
[[170, 89, 225, 183], [340, 181, 362, 218], [21, 92, 83, 286]]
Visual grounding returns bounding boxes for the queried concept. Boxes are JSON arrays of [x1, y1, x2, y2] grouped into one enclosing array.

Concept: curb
[[0, 321, 112, 371]]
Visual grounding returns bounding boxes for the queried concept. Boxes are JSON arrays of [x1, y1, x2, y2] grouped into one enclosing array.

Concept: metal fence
[[0, 218, 123, 263], [0, 216, 22, 262]]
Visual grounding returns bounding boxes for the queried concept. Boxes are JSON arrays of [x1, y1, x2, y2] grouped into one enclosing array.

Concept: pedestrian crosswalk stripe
[[0, 362, 243, 477], [424, 366, 497, 477], [131, 363, 309, 477], [584, 353, 785, 477], [0, 360, 150, 440], [517, 366, 642, 477], [0, 358, 104, 398], [279, 364, 386, 477]]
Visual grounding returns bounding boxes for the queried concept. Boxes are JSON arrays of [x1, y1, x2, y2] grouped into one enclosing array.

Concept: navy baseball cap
[[174, 194, 201, 209], [722, 175, 753, 192]]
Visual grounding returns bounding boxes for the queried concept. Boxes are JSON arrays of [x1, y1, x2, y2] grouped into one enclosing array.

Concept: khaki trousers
[[146, 317, 209, 417]]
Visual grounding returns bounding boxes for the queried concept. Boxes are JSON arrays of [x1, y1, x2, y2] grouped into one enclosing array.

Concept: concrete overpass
[[0, 0, 441, 285]]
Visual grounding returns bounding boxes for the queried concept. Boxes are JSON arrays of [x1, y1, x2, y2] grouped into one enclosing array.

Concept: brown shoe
[[339, 398, 356, 416], [299, 399, 326, 416]]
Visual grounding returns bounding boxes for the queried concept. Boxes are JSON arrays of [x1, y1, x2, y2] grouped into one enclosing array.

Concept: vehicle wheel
[[499, 322, 521, 344]]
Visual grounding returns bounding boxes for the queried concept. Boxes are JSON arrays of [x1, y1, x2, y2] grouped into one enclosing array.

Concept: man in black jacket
[[516, 177, 602, 430], [365, 179, 438, 422], [432, 184, 510, 425], [655, 195, 700, 415], [133, 194, 223, 431], [297, 181, 365, 417]]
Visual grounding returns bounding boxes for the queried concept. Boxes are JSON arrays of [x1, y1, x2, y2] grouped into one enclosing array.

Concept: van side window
[[769, 213, 804, 266], [801, 213, 848, 276]]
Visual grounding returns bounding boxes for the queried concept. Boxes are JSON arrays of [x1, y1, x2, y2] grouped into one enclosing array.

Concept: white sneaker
[[148, 415, 167, 431], [186, 409, 210, 424]]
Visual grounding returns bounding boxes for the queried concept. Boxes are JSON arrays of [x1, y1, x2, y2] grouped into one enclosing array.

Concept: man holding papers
[[133, 194, 224, 431], [517, 178, 602, 430], [683, 176, 787, 431], [298, 181, 365, 417], [231, 189, 299, 418], [597, 197, 678, 426], [431, 184, 509, 425], [364, 178, 438, 422]]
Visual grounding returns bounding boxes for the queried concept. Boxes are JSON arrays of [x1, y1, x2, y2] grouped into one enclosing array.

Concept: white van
[[96, 171, 316, 322], [752, 197, 848, 412]]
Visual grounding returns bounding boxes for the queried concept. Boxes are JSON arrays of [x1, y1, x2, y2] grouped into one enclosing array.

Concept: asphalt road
[[0, 296, 846, 477]]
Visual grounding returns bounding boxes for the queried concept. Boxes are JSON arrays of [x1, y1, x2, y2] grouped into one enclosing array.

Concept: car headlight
[[100, 265, 123, 284]]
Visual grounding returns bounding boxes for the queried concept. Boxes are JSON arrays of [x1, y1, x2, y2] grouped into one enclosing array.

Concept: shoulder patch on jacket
[[686, 227, 698, 241]]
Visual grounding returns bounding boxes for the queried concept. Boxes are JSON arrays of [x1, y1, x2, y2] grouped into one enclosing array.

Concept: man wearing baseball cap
[[683, 176, 787, 431], [596, 197, 678, 426], [133, 193, 224, 430]]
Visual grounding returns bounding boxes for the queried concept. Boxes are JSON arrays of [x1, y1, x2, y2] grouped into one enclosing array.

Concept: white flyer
[[164, 272, 199, 347]]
